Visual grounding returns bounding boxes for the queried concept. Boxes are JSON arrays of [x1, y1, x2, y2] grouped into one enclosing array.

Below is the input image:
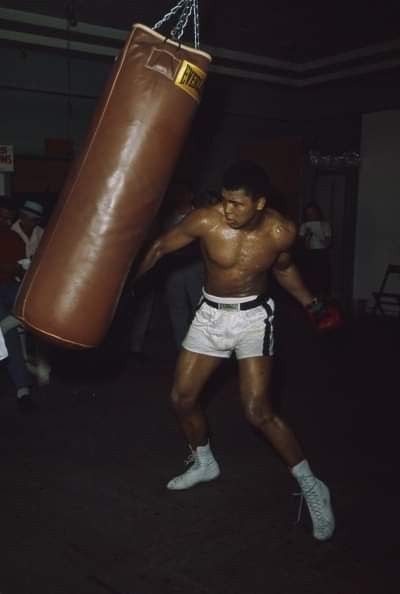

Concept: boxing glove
[[306, 299, 343, 331]]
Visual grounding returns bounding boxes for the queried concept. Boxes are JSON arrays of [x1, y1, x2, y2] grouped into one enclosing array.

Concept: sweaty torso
[[198, 204, 290, 297]]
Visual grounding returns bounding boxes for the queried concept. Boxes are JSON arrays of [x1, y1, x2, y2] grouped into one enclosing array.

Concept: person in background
[[12, 199, 44, 262], [129, 216, 163, 361], [299, 202, 332, 298], [0, 325, 7, 363], [0, 197, 34, 410], [0, 200, 45, 411], [193, 189, 220, 209], [0, 198, 24, 285], [163, 182, 204, 348]]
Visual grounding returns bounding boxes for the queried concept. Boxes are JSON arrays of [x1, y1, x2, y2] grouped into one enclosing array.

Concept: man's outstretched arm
[[135, 209, 206, 280]]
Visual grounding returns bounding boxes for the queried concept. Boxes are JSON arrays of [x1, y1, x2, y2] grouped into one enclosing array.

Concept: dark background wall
[[354, 110, 400, 305], [1, 42, 399, 307]]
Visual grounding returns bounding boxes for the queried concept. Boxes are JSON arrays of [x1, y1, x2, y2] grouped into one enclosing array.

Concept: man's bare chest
[[201, 230, 277, 271]]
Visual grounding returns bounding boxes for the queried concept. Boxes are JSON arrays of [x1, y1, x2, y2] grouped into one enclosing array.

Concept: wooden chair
[[372, 264, 400, 317]]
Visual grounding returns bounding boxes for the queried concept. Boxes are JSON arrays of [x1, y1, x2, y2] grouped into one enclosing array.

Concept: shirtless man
[[137, 161, 335, 541]]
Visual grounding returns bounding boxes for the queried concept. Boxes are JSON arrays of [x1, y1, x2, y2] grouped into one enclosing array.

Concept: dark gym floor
[[0, 297, 399, 594]]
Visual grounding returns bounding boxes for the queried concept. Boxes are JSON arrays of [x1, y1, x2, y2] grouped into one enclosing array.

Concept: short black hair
[[222, 161, 271, 199]]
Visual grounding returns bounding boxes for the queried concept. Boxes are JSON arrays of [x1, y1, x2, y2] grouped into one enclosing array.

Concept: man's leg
[[238, 356, 303, 465], [0, 282, 32, 402], [4, 326, 31, 395], [238, 356, 335, 541], [167, 348, 223, 490]]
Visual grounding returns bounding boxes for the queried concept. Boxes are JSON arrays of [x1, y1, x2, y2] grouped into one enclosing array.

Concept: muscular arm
[[272, 252, 314, 307], [270, 221, 314, 307], [135, 209, 207, 279]]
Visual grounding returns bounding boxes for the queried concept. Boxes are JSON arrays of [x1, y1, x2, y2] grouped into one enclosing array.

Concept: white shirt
[[299, 221, 331, 250], [0, 328, 7, 361], [11, 220, 44, 259]]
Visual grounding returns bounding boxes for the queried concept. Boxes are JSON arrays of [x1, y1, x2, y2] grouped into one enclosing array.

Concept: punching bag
[[14, 23, 211, 348]]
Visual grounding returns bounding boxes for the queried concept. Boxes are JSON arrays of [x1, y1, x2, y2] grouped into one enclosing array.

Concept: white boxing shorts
[[182, 290, 275, 360]]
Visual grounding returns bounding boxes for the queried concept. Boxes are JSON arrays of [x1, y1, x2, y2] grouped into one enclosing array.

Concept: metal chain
[[153, 0, 200, 48], [170, 1, 193, 41], [193, 0, 200, 48], [153, 0, 188, 32]]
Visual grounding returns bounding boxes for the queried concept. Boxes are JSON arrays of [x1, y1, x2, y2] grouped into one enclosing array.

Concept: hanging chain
[[153, 0, 187, 31], [193, 0, 199, 49], [153, 0, 200, 49], [170, 1, 193, 41]]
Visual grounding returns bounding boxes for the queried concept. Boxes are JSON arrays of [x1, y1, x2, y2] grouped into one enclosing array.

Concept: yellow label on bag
[[174, 60, 206, 102]]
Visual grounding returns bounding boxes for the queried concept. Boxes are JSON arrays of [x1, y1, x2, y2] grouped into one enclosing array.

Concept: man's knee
[[243, 397, 274, 429], [170, 385, 197, 414]]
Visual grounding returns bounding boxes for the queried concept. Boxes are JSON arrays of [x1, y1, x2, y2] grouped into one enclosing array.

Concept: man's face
[[221, 188, 265, 229], [19, 213, 41, 233], [0, 207, 14, 229], [305, 206, 319, 221]]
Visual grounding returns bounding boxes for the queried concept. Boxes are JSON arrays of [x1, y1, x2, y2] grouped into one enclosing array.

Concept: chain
[[170, 1, 193, 41], [193, 0, 200, 48], [153, 0, 200, 49], [153, 0, 187, 31]]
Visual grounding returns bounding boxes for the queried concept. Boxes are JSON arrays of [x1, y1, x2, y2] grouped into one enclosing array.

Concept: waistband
[[202, 290, 270, 311]]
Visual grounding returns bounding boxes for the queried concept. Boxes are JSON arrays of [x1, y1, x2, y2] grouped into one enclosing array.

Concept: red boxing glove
[[306, 299, 343, 332]]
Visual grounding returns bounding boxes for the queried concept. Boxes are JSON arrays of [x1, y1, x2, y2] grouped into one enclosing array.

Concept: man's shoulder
[[264, 209, 296, 236], [185, 204, 222, 228], [11, 220, 25, 239], [260, 209, 296, 253]]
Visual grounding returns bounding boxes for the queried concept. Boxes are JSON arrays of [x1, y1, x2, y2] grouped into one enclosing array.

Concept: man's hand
[[306, 299, 343, 332], [15, 258, 31, 282]]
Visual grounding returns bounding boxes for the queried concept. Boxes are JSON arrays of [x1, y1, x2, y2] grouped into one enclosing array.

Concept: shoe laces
[[293, 478, 324, 525], [293, 491, 305, 524], [184, 447, 196, 466]]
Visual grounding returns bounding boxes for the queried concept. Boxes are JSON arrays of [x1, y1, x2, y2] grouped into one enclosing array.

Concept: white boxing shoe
[[167, 444, 220, 491], [298, 478, 335, 541]]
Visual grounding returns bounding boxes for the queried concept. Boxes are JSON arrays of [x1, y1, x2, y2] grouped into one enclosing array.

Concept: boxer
[[137, 161, 336, 541]]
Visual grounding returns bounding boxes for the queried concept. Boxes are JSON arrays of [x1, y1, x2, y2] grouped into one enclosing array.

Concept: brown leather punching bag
[[14, 24, 211, 348]]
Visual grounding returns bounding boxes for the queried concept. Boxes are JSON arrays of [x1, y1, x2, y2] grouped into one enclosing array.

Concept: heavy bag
[[14, 24, 211, 348]]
